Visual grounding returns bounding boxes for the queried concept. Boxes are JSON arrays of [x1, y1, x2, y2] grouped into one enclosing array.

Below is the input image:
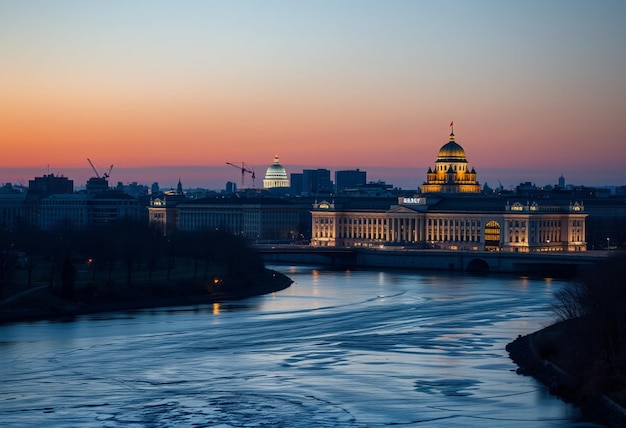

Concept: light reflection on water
[[0, 265, 601, 427]]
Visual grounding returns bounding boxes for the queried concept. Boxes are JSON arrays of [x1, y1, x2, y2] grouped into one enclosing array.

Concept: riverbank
[[507, 322, 626, 427], [0, 268, 292, 324]]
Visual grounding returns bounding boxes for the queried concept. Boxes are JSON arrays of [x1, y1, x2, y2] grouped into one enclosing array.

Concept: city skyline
[[2, 1, 625, 189], [0, 162, 617, 193]]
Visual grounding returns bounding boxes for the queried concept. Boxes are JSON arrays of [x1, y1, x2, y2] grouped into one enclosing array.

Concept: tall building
[[263, 155, 290, 189], [302, 169, 332, 195], [225, 181, 237, 194], [290, 173, 303, 195], [421, 131, 480, 194], [335, 169, 366, 192]]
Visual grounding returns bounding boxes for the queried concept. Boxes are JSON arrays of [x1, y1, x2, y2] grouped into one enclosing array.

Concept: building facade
[[311, 196, 587, 252], [311, 130, 587, 252], [149, 195, 300, 241]]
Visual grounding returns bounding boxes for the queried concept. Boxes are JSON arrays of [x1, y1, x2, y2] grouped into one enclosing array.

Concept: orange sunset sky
[[1, 0, 625, 190]]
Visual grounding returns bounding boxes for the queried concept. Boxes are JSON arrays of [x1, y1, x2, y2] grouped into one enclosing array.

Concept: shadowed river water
[[0, 265, 603, 427]]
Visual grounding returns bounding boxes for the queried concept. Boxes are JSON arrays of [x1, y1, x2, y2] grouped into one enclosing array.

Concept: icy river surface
[[0, 265, 600, 427]]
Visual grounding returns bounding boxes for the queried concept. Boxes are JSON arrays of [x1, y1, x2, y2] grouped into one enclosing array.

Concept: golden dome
[[437, 134, 467, 162]]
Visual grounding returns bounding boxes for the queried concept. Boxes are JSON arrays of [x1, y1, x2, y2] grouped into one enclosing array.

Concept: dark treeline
[[544, 252, 626, 404], [0, 220, 266, 302]]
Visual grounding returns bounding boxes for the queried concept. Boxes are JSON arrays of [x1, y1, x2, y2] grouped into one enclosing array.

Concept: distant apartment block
[[28, 174, 73, 195]]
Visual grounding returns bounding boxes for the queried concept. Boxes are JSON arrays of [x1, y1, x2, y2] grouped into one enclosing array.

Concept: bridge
[[256, 245, 608, 276], [255, 245, 358, 268]]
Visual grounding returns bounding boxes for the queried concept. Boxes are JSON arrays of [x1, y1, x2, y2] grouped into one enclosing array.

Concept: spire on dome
[[274, 154, 280, 164]]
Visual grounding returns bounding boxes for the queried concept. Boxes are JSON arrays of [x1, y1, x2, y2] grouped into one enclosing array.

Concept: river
[[0, 265, 603, 427]]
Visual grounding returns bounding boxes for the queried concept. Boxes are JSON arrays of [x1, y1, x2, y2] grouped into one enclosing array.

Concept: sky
[[1, 0, 625, 191]]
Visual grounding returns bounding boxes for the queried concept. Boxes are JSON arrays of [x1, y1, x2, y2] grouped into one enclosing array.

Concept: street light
[[607, 237, 610, 251]]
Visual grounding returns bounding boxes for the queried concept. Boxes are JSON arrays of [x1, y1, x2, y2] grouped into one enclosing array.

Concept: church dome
[[437, 134, 467, 162]]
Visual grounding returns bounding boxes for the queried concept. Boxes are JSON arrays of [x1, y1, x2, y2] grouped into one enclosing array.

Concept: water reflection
[[0, 265, 598, 427]]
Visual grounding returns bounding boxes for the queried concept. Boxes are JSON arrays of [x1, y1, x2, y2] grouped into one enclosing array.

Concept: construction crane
[[87, 158, 100, 178], [226, 162, 255, 189], [103, 164, 113, 179], [87, 158, 114, 179]]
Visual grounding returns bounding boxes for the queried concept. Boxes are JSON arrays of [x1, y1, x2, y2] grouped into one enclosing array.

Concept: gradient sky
[[1, 0, 625, 190]]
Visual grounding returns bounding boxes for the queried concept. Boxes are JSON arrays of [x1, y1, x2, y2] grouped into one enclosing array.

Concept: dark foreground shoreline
[[507, 330, 626, 427], [0, 269, 293, 325]]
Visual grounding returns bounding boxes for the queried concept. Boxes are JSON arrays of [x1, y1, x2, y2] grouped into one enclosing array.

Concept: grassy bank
[[0, 263, 292, 324]]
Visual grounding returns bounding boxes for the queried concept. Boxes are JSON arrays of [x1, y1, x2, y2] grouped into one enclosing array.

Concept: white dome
[[263, 155, 290, 188]]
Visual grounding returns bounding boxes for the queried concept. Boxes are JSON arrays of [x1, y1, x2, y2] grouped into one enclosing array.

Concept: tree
[[553, 252, 626, 376]]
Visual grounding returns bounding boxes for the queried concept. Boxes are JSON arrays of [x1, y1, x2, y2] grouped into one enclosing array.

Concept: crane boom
[[87, 158, 100, 178], [226, 162, 255, 189]]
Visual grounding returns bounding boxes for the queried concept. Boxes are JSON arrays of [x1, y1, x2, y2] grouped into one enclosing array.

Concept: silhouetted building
[[28, 174, 73, 195], [290, 173, 303, 195], [335, 169, 366, 192], [302, 169, 332, 195], [86, 177, 109, 193], [149, 194, 300, 240], [34, 191, 140, 230], [225, 181, 237, 194], [116, 181, 149, 197], [0, 192, 27, 229]]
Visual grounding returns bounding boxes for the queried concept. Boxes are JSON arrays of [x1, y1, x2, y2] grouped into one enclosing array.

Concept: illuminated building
[[421, 131, 480, 193], [311, 129, 587, 252], [263, 155, 290, 189], [311, 196, 587, 252]]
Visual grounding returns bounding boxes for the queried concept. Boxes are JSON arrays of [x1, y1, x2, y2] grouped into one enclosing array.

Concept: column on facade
[[406, 217, 410, 242], [395, 218, 400, 242]]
